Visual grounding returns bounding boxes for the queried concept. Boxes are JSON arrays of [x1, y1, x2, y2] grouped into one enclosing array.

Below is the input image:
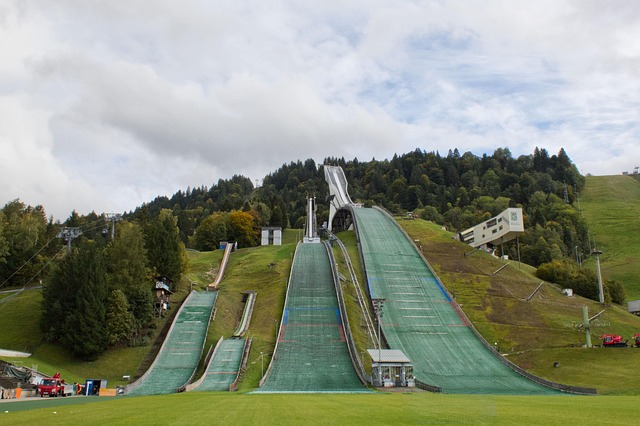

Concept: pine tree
[[106, 289, 135, 346], [145, 209, 186, 283], [59, 242, 108, 360], [106, 222, 154, 329], [41, 250, 79, 340]]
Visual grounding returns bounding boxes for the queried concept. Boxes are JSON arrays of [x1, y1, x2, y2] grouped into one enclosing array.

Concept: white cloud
[[1, 0, 639, 218], [0, 95, 102, 219]]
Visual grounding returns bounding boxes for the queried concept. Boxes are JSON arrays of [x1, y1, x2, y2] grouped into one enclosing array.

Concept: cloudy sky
[[1, 1, 639, 220]]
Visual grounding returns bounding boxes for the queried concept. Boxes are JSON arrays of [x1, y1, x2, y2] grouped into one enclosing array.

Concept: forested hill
[[129, 147, 586, 266], [0, 146, 587, 279], [0, 146, 615, 361]]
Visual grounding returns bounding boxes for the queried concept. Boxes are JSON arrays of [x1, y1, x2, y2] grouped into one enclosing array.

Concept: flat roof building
[[459, 207, 524, 250], [367, 349, 414, 388], [261, 227, 282, 246]]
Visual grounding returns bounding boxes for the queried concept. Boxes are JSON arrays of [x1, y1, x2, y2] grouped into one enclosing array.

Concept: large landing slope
[[353, 208, 556, 394], [127, 291, 218, 396], [256, 243, 367, 393]]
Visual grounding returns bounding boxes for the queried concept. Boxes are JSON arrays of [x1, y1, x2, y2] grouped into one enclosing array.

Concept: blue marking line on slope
[[432, 278, 452, 302]]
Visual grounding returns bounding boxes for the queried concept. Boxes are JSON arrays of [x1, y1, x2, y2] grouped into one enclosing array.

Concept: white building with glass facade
[[459, 207, 524, 250]]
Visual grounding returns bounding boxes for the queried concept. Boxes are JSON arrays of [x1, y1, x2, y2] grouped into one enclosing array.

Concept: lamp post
[[261, 351, 264, 378], [378, 310, 383, 362], [516, 236, 521, 270], [592, 248, 605, 304], [372, 298, 386, 384]]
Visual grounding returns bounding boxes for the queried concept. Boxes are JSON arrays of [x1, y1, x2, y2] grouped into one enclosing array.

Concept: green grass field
[[3, 392, 640, 425], [580, 175, 640, 299], [0, 289, 43, 353]]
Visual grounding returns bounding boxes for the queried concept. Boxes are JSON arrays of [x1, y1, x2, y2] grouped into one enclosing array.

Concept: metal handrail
[[324, 241, 370, 386], [331, 234, 378, 347]]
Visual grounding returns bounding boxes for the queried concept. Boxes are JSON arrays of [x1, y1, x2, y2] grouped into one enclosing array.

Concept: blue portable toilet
[[84, 379, 94, 396]]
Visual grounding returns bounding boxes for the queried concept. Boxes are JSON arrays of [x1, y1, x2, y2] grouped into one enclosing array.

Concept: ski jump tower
[[303, 196, 321, 243], [324, 165, 359, 232]]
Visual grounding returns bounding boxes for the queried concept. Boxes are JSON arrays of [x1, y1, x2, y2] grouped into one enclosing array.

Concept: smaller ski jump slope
[[208, 242, 233, 290], [126, 291, 218, 396], [256, 243, 368, 393], [190, 337, 246, 392], [233, 291, 256, 337]]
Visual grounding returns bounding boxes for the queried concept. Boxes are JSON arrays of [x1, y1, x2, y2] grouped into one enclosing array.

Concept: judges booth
[[368, 349, 414, 388]]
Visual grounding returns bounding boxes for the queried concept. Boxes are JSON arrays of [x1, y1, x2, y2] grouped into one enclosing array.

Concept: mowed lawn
[[581, 175, 640, 299], [2, 392, 640, 425]]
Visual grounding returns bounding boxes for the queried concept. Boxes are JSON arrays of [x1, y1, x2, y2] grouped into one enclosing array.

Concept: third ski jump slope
[[353, 207, 557, 394], [256, 243, 367, 393]]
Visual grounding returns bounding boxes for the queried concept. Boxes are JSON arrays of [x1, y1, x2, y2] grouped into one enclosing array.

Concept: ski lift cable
[[0, 246, 66, 311], [21, 246, 66, 289], [0, 220, 116, 290], [0, 234, 59, 290]]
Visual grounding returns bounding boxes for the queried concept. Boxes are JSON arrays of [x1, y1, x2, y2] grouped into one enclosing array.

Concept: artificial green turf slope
[[256, 243, 366, 393], [356, 208, 556, 394]]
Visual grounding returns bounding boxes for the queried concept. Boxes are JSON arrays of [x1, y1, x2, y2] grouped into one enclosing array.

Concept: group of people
[[0, 386, 18, 399]]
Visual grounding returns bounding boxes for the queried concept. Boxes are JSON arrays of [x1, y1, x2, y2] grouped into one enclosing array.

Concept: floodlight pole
[[372, 298, 385, 384], [592, 248, 605, 304], [261, 351, 264, 378], [378, 312, 381, 363], [516, 236, 521, 270]]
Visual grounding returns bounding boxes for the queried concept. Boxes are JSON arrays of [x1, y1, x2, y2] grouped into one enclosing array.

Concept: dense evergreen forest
[[127, 146, 589, 267], [0, 146, 623, 358]]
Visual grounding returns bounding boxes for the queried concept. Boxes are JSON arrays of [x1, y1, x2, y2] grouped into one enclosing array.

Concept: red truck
[[37, 373, 73, 397]]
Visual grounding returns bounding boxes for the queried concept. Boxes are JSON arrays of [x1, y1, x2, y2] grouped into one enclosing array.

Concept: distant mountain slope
[[580, 175, 640, 300]]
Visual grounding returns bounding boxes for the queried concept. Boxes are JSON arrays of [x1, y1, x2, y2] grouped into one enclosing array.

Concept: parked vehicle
[[37, 373, 73, 397], [600, 334, 628, 347]]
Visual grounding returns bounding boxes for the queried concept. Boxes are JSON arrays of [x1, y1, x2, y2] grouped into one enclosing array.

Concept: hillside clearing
[[580, 175, 640, 299]]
